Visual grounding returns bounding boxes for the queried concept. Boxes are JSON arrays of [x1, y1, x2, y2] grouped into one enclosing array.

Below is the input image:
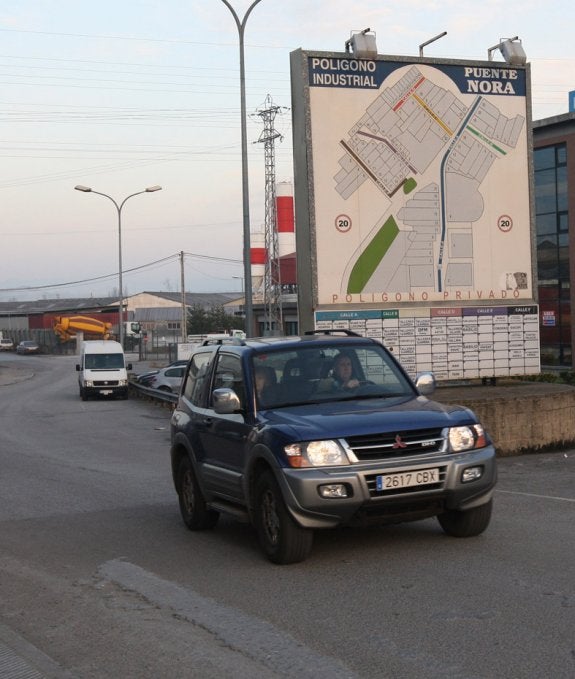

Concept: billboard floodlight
[[487, 36, 527, 66], [419, 31, 447, 57], [345, 28, 377, 58]]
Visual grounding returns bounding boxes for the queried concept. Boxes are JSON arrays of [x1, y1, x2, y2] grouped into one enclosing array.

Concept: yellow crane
[[53, 315, 113, 342]]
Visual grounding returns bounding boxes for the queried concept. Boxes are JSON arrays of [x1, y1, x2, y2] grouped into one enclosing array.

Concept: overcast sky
[[0, 0, 573, 301]]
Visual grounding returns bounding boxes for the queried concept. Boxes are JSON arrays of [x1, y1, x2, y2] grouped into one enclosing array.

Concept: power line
[[0, 53, 286, 76], [0, 251, 242, 293], [183, 251, 242, 264], [0, 26, 285, 50], [1, 220, 242, 237]]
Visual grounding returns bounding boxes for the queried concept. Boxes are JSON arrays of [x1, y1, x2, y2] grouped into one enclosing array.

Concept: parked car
[[0, 338, 14, 351], [16, 340, 40, 354], [147, 364, 186, 392], [135, 359, 188, 386], [135, 370, 159, 386], [170, 331, 497, 564]]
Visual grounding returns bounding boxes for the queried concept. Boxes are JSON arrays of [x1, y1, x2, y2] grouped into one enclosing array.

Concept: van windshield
[[85, 354, 124, 370]]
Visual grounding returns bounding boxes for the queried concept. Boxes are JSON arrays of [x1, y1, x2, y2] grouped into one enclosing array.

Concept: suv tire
[[177, 456, 219, 530], [437, 499, 492, 537], [254, 471, 313, 564]]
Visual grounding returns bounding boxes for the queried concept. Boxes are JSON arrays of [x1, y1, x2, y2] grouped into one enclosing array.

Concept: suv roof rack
[[200, 337, 245, 346], [304, 329, 362, 337]]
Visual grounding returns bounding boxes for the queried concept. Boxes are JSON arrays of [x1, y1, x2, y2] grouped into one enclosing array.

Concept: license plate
[[100, 389, 113, 395], [376, 468, 439, 491]]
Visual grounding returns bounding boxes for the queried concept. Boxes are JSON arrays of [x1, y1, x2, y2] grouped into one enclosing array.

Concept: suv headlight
[[284, 440, 350, 468], [448, 424, 487, 452]]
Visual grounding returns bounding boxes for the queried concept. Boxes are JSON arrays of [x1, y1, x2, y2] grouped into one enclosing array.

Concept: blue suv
[[170, 331, 497, 564]]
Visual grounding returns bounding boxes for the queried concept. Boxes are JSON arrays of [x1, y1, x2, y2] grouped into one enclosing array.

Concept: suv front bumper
[[277, 445, 497, 529]]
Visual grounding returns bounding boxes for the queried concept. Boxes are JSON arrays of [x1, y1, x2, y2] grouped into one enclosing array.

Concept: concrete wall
[[437, 382, 575, 456]]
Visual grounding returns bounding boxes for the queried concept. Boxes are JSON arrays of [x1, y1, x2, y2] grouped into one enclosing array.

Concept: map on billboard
[[304, 56, 532, 306]]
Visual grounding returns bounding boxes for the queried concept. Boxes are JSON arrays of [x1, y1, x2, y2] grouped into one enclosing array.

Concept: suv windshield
[[252, 343, 414, 408]]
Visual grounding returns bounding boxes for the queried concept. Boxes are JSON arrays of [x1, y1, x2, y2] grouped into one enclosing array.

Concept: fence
[[0, 327, 180, 361]]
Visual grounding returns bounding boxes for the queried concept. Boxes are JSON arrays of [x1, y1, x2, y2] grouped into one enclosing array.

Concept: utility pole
[[255, 94, 285, 335], [180, 251, 187, 342]]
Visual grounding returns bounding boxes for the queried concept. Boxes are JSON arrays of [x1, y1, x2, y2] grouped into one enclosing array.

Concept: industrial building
[[533, 111, 575, 367]]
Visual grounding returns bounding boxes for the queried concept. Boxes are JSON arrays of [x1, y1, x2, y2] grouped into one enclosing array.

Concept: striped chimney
[[275, 181, 296, 258], [250, 229, 267, 293]]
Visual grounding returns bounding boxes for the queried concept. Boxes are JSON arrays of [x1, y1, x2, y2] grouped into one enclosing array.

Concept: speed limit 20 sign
[[335, 214, 352, 233], [498, 215, 513, 232]]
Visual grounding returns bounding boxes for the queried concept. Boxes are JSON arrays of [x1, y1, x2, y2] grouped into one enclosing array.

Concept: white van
[[76, 340, 132, 400]]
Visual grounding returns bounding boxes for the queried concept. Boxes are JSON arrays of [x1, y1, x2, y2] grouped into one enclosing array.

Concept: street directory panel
[[315, 306, 539, 380], [291, 48, 539, 380]]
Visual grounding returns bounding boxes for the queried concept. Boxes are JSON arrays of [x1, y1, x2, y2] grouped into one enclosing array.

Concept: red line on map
[[392, 76, 426, 112]]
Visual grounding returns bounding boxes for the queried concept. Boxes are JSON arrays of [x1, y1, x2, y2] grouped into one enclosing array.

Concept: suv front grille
[[346, 428, 445, 461]]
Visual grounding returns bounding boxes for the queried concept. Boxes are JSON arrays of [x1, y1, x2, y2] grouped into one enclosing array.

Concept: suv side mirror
[[415, 372, 436, 396], [213, 388, 241, 414], [76, 364, 81, 372]]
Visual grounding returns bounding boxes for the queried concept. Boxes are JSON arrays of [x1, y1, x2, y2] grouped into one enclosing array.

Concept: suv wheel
[[254, 471, 313, 564], [177, 456, 219, 530], [437, 499, 492, 537]]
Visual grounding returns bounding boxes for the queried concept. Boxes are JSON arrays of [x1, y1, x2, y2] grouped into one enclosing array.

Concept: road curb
[[0, 621, 75, 678]]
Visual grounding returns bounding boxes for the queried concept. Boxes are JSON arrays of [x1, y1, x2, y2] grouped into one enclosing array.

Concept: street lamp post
[[219, 0, 263, 337], [74, 184, 162, 348]]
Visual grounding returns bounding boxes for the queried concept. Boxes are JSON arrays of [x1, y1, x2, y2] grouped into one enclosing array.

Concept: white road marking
[[497, 489, 575, 503]]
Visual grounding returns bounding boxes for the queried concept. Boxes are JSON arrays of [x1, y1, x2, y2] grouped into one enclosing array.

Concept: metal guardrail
[[129, 378, 178, 405]]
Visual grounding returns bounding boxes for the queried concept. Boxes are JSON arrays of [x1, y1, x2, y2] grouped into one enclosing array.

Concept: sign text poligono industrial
[[309, 58, 525, 95]]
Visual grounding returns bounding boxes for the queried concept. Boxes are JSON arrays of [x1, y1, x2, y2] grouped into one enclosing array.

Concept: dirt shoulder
[[0, 365, 35, 386]]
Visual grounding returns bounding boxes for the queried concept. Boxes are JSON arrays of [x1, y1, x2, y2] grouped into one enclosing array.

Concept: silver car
[[148, 365, 186, 393], [16, 340, 40, 354]]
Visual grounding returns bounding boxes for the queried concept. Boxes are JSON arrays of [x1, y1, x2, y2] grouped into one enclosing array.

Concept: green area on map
[[347, 216, 400, 294], [403, 178, 417, 194]]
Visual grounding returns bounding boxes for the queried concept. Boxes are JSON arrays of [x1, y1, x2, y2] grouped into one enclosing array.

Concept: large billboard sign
[[290, 50, 535, 320]]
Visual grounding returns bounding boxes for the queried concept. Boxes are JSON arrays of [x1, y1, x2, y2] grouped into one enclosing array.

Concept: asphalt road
[[0, 354, 573, 678]]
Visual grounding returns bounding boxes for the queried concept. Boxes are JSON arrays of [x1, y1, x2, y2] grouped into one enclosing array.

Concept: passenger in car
[[254, 366, 276, 405], [255, 366, 270, 395]]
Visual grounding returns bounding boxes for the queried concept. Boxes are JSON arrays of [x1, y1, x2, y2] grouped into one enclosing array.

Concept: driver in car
[[331, 353, 360, 390]]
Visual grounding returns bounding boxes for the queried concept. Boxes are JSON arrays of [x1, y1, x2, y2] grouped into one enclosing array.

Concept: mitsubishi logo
[[392, 434, 407, 449]]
